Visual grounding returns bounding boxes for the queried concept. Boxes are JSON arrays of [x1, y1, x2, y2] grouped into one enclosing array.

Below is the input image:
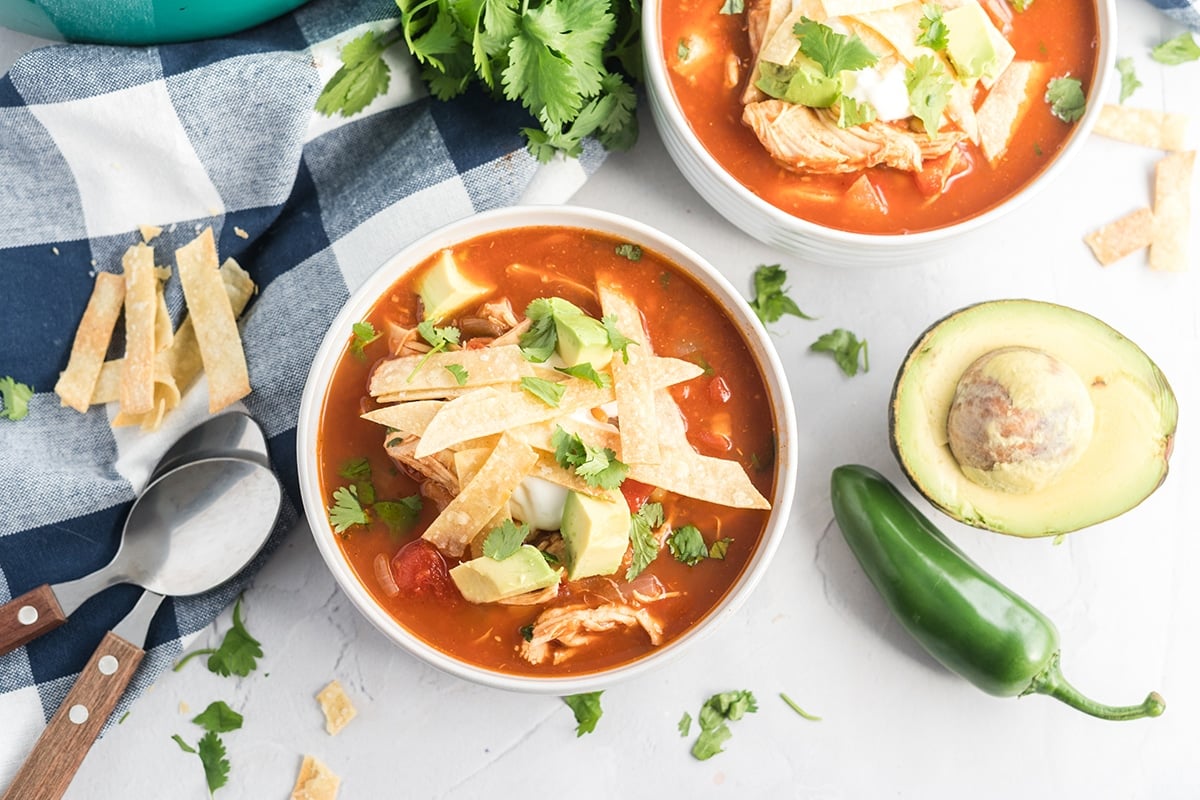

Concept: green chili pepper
[[830, 464, 1165, 721]]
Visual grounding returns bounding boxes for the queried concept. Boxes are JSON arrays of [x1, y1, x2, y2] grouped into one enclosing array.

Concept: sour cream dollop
[[844, 63, 911, 122]]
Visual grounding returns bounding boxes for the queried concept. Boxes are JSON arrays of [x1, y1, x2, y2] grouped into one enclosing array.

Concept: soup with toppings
[[661, 0, 1100, 233], [317, 226, 777, 675]]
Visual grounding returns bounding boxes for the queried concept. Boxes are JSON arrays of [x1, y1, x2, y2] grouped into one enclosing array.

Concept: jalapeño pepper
[[831, 464, 1165, 721]]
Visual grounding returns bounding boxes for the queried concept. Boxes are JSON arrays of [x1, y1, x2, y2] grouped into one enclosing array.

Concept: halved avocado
[[889, 300, 1177, 537]]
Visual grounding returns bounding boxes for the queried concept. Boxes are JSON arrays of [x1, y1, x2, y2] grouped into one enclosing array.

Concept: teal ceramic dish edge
[[0, 0, 309, 45]]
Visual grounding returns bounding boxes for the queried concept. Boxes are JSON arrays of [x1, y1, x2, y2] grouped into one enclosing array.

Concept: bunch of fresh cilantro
[[316, 0, 643, 162]]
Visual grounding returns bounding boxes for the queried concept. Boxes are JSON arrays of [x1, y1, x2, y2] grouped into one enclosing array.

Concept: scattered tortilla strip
[[977, 60, 1041, 164], [139, 224, 162, 243], [153, 279, 173, 352], [506, 414, 621, 454], [315, 680, 357, 736], [154, 266, 172, 281], [453, 447, 491, 485], [1083, 207, 1154, 266], [176, 228, 250, 412], [422, 433, 537, 557], [120, 243, 157, 416], [376, 386, 481, 403], [528, 453, 611, 498], [54, 272, 125, 413], [362, 400, 446, 435], [1093, 105, 1189, 151], [1149, 150, 1195, 272], [598, 281, 659, 465], [369, 344, 534, 396], [290, 755, 340, 800], [826, 0, 908, 19], [629, 449, 771, 510], [112, 369, 181, 431], [653, 388, 692, 451]]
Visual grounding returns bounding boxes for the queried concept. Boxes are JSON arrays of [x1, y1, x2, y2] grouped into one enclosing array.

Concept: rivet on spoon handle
[[0, 629, 146, 800], [0, 585, 68, 657]]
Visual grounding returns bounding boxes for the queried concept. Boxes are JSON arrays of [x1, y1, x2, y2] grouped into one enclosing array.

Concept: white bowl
[[643, 0, 1116, 265], [297, 205, 798, 694]]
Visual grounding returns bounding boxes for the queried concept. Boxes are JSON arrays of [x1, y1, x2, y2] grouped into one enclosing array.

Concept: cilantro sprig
[[689, 690, 759, 760], [810, 328, 870, 377], [173, 701, 243, 797], [625, 502, 664, 580], [408, 321, 461, 382], [521, 376, 567, 407], [1151, 32, 1200, 65], [328, 485, 371, 533], [1045, 75, 1086, 123], [602, 315, 637, 362], [793, 18, 878, 77], [174, 597, 263, 678], [906, 54, 954, 137], [482, 519, 531, 560], [563, 691, 604, 736], [315, 0, 642, 162], [1116, 57, 1141, 103], [667, 525, 709, 566], [552, 426, 629, 489], [0, 376, 33, 421], [749, 265, 813, 325], [916, 4, 948, 51], [349, 321, 381, 360]]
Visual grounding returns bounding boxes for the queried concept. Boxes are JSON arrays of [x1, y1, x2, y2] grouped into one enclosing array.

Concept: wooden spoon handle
[[0, 585, 67, 656], [1, 631, 144, 800]]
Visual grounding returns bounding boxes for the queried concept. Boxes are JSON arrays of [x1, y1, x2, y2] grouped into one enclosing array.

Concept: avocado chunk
[[555, 310, 613, 370], [889, 300, 1178, 537], [417, 249, 492, 322], [944, 1, 1015, 86], [449, 545, 561, 603], [560, 491, 631, 579], [756, 59, 840, 108]]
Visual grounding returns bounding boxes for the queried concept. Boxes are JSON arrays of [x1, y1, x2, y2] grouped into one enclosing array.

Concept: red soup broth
[[317, 226, 777, 676], [660, 0, 1100, 234]]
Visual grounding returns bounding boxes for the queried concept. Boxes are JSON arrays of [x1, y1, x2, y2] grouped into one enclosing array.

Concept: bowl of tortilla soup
[[297, 206, 797, 693], [645, 0, 1114, 264]]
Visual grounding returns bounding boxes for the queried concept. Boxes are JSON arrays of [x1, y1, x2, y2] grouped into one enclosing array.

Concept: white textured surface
[[0, 0, 1193, 796]]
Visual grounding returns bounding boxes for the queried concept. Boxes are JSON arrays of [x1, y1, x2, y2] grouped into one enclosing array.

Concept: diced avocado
[[555, 311, 613, 370], [560, 491, 631, 580], [417, 249, 492, 323], [756, 59, 840, 108], [450, 545, 561, 604], [944, 1, 1015, 86]]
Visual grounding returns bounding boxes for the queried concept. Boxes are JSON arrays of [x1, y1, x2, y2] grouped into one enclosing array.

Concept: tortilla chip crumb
[[290, 755, 340, 800], [234, 226, 249, 239], [315, 680, 357, 736], [178, 701, 190, 714], [140, 224, 163, 243], [1083, 207, 1154, 266]]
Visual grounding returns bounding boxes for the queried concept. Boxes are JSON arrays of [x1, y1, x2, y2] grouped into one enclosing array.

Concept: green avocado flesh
[[889, 300, 1178, 537]]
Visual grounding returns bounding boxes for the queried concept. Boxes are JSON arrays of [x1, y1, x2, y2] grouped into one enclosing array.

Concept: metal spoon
[[1, 455, 281, 800], [0, 411, 269, 655]]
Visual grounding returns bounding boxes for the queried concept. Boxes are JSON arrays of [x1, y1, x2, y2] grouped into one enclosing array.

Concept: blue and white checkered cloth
[[0, 0, 603, 783], [1145, 0, 1200, 30]]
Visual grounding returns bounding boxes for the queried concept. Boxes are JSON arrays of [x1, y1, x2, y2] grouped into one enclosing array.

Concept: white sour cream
[[844, 63, 911, 122], [510, 476, 570, 531]]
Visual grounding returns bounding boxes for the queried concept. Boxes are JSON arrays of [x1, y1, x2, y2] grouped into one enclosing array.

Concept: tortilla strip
[[528, 453, 613, 498], [315, 680, 357, 736], [112, 368, 181, 431], [55, 272, 125, 413], [90, 259, 254, 405], [154, 279, 173, 352], [825, 0, 909, 17], [361, 400, 446, 435], [1093, 105, 1190, 152], [1083, 207, 1154, 266], [1149, 150, 1195, 272], [289, 755, 340, 800], [176, 228, 250, 412], [120, 243, 157, 416], [977, 60, 1040, 164], [422, 433, 538, 557], [376, 386, 481, 403], [629, 450, 771, 509], [598, 280, 660, 465], [369, 344, 535, 396]]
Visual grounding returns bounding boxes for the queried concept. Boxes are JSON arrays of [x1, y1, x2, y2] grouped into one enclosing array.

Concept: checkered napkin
[[1144, 0, 1200, 31], [0, 0, 604, 783]]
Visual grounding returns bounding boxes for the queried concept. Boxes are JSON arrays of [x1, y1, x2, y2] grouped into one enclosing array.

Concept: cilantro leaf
[[667, 525, 709, 566], [349, 321, 381, 360], [520, 623, 535, 641], [1008, 0, 1031, 10], [1116, 57, 1141, 103], [780, 692, 823, 721], [1045, 75, 1086, 122], [0, 376, 33, 421], [691, 690, 758, 760], [482, 519, 531, 560], [678, 712, 693, 736], [793, 18, 878, 77], [374, 495, 423, 536], [916, 4, 948, 51], [906, 54, 954, 137], [562, 691, 604, 736], [172, 734, 196, 754], [192, 701, 244, 734], [206, 597, 263, 678], [625, 502, 664, 580], [520, 298, 563, 362], [551, 426, 628, 489], [749, 264, 813, 324], [445, 363, 469, 385], [520, 376, 567, 406], [197, 731, 230, 794], [838, 95, 876, 128], [316, 29, 400, 117], [556, 362, 612, 388], [810, 328, 869, 376], [1151, 32, 1200, 65], [615, 242, 643, 261], [328, 485, 370, 533], [408, 321, 461, 381], [338, 457, 372, 481], [602, 315, 637, 363], [709, 537, 733, 560]]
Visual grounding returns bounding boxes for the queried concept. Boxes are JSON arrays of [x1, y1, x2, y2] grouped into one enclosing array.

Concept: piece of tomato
[[391, 539, 455, 600], [619, 479, 655, 514]]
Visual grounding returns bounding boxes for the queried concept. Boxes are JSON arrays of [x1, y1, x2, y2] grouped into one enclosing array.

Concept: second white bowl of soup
[[644, 0, 1114, 265], [297, 206, 797, 693]]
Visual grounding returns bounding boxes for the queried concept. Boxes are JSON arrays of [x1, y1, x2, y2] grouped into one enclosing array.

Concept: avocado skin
[[888, 299, 1178, 536]]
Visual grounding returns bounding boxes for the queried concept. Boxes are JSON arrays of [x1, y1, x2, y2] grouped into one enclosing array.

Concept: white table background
[[2, 0, 1198, 796]]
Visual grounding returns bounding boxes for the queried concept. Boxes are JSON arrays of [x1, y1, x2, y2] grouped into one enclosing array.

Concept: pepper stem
[[1029, 653, 1165, 721]]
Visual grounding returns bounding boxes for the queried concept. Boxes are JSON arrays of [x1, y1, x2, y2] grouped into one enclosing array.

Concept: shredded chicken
[[520, 603, 665, 665], [743, 101, 964, 174], [497, 582, 561, 606], [386, 322, 430, 358], [384, 433, 459, 500]]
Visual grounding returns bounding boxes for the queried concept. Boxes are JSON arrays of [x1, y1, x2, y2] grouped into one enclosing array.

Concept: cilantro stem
[[780, 692, 822, 721], [174, 648, 217, 672]]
